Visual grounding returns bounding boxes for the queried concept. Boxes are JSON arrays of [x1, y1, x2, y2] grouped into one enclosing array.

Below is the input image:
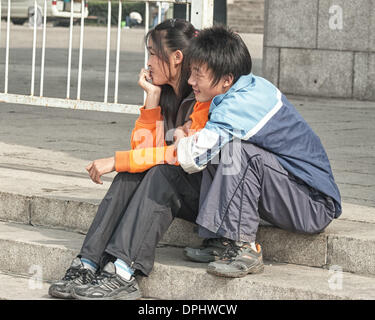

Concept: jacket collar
[[211, 73, 254, 108]]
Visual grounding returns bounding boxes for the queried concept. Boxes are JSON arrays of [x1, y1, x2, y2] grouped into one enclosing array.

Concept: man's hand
[[174, 120, 192, 146], [85, 157, 115, 184], [173, 127, 187, 143], [181, 120, 192, 135]]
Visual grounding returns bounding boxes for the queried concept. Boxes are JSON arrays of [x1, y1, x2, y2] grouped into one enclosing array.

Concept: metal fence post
[[191, 0, 214, 29], [0, 0, 194, 114]]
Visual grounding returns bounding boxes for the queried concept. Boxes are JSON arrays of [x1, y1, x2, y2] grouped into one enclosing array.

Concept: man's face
[[188, 63, 228, 102]]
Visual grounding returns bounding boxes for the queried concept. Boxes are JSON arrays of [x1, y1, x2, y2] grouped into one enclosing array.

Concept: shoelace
[[220, 241, 242, 260], [91, 271, 116, 286], [63, 267, 93, 284], [62, 267, 81, 281]]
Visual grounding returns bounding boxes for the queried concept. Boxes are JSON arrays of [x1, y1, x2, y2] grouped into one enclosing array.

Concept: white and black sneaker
[[71, 262, 142, 300], [48, 257, 96, 299]]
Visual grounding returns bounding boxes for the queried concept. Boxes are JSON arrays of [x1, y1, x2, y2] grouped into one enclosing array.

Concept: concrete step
[[0, 221, 374, 300], [1, 190, 375, 276], [0, 272, 53, 300]]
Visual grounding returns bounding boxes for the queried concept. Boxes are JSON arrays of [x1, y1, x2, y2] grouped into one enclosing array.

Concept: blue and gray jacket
[[177, 73, 342, 217]]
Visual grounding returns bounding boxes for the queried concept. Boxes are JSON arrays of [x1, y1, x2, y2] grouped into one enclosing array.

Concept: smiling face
[[188, 63, 233, 102], [146, 38, 183, 92]]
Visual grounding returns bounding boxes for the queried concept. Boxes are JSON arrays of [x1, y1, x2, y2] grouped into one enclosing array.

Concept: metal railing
[[0, 0, 213, 114]]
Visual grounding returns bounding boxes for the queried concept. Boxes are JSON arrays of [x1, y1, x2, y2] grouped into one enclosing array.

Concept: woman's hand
[[138, 68, 162, 109], [85, 157, 115, 184]]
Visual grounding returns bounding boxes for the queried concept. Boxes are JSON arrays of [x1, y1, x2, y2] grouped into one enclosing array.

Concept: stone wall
[[227, 0, 265, 33], [262, 0, 375, 101]]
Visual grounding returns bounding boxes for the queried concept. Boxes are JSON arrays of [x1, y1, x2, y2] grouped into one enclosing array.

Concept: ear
[[223, 73, 234, 88], [173, 50, 184, 66]]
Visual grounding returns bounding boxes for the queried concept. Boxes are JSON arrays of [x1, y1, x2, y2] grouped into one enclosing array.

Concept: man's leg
[[198, 141, 335, 241], [193, 141, 336, 277], [183, 163, 233, 263]]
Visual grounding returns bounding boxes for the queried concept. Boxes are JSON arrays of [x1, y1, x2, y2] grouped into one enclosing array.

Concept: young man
[[177, 27, 341, 278]]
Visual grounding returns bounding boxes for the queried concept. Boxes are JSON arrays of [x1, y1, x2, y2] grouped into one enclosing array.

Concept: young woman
[[48, 19, 202, 300]]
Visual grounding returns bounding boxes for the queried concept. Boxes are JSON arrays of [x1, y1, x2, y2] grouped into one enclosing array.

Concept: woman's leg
[[104, 164, 202, 276], [70, 165, 202, 300], [79, 171, 147, 266], [49, 171, 146, 298]]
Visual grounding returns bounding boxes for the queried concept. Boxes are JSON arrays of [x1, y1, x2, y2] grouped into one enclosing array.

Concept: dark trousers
[[197, 141, 336, 242], [79, 165, 201, 276]]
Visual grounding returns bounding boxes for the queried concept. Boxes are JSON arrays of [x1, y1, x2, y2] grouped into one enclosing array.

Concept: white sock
[[235, 241, 258, 252], [114, 259, 134, 280], [250, 242, 257, 252], [81, 258, 98, 273]]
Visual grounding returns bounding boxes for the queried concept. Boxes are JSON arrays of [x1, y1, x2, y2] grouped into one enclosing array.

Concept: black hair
[[145, 19, 196, 129], [187, 26, 252, 86]]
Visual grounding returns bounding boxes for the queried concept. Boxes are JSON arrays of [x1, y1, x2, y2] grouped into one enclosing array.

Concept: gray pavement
[[0, 24, 263, 105]]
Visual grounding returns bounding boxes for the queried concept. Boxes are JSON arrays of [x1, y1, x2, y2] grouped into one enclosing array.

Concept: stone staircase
[[0, 116, 374, 300], [1, 184, 375, 300]]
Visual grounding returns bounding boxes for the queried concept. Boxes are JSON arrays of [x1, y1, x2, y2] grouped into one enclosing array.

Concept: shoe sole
[[71, 289, 142, 300], [48, 286, 74, 299], [207, 263, 265, 278]]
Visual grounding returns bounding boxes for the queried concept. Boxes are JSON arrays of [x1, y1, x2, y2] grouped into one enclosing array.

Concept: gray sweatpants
[[197, 141, 336, 243]]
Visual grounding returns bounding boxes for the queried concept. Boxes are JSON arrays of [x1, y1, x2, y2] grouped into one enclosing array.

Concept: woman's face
[[146, 39, 171, 86]]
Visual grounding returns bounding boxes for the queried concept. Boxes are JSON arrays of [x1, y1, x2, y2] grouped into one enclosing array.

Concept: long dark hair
[[145, 19, 196, 128]]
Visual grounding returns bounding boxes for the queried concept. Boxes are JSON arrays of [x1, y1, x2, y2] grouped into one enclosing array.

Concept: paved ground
[[0, 23, 263, 105]]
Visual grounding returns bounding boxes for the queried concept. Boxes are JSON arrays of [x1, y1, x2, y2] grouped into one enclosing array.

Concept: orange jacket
[[115, 101, 211, 173]]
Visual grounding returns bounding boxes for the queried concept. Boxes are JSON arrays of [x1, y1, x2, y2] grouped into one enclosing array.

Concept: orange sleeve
[[130, 106, 166, 150], [187, 100, 211, 135], [115, 101, 211, 173], [115, 145, 178, 173]]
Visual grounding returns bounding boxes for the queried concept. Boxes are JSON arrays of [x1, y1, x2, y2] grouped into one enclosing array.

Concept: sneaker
[[183, 238, 232, 263], [207, 242, 264, 278], [71, 262, 142, 300], [48, 257, 96, 299]]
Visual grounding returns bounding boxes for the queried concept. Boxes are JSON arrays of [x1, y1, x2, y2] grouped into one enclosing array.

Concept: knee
[[218, 141, 263, 176], [114, 171, 134, 182], [146, 164, 180, 178], [112, 171, 145, 186], [221, 141, 262, 163]]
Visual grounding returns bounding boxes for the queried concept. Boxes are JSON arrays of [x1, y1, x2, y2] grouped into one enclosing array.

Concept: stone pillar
[[227, 0, 265, 33], [263, 0, 375, 101]]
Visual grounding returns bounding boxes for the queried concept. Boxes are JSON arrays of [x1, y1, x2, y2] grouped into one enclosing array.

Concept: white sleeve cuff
[[177, 135, 203, 174]]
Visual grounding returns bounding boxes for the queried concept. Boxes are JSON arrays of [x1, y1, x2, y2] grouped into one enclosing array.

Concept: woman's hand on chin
[[138, 68, 162, 109], [85, 157, 115, 184]]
